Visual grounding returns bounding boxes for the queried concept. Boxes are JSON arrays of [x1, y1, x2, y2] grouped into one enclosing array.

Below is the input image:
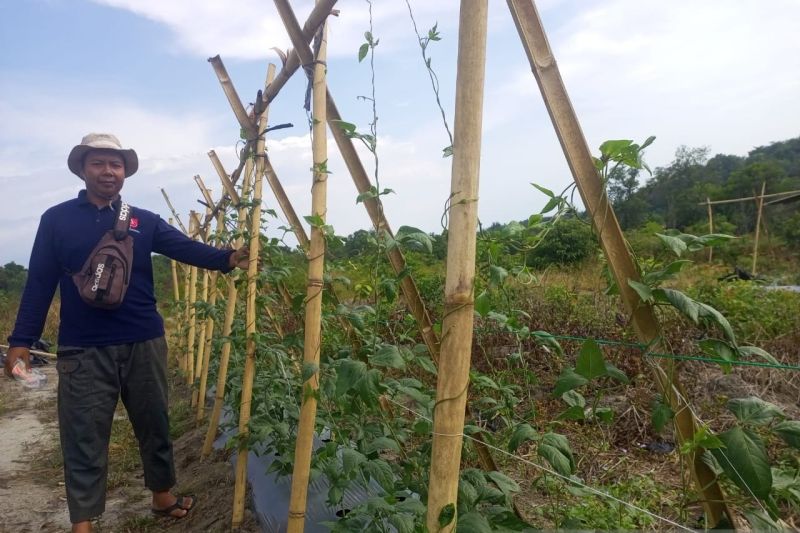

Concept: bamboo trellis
[[231, 63, 277, 527], [155, 0, 756, 529], [700, 185, 800, 273]]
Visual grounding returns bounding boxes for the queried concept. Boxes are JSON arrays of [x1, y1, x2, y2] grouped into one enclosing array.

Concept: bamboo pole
[[232, 63, 276, 528], [194, 175, 217, 211], [186, 212, 200, 384], [181, 264, 192, 373], [208, 56, 257, 139], [506, 0, 732, 527], [168, 218, 181, 301], [752, 181, 766, 275], [197, 208, 225, 425], [425, 2, 488, 530], [160, 188, 187, 234], [706, 197, 714, 262], [202, 159, 255, 457], [192, 204, 214, 407], [262, 0, 338, 105], [275, 3, 328, 528], [697, 188, 800, 206], [208, 150, 242, 206], [264, 156, 310, 250]]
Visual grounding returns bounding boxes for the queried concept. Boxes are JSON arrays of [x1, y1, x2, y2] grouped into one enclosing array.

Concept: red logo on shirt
[[130, 217, 139, 229]]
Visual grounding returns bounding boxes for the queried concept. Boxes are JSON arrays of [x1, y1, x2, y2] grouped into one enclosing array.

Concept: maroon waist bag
[[72, 201, 134, 309]]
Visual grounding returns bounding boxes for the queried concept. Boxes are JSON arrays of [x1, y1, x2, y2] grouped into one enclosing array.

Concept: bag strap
[[113, 200, 132, 241]]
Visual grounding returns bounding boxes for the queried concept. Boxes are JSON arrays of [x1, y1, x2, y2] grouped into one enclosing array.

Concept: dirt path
[[0, 364, 260, 532]]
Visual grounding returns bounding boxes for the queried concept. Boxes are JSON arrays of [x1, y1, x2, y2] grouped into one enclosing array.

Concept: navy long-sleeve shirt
[[9, 190, 233, 348]]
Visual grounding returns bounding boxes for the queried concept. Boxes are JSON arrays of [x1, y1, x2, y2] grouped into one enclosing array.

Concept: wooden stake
[[273, 2, 328, 529], [264, 156, 310, 250], [506, 0, 732, 526], [425, 2, 488, 530], [208, 56, 257, 139], [181, 264, 192, 373], [752, 181, 766, 276], [208, 150, 242, 206], [706, 197, 714, 262], [232, 63, 276, 528]]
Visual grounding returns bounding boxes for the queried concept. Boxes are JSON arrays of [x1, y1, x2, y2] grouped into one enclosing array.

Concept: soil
[[0, 362, 260, 533]]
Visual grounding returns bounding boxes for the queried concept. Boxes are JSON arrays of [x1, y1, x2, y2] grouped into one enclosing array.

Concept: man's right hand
[[3, 346, 31, 378]]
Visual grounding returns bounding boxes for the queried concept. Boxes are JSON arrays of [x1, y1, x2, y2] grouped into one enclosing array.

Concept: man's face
[[81, 150, 125, 201]]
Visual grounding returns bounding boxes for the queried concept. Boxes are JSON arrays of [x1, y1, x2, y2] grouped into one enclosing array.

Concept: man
[[4, 133, 248, 532]]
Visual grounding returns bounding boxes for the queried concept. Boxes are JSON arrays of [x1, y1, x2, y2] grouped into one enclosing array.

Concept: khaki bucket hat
[[67, 133, 139, 178]]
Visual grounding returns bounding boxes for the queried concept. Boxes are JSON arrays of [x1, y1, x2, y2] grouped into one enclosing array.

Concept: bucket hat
[[67, 133, 139, 178]]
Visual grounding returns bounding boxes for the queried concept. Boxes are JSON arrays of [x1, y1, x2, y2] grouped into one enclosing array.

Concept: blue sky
[[2, 0, 799, 265]]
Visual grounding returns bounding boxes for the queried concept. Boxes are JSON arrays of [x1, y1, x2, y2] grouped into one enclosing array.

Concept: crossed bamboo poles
[[161, 0, 734, 530]]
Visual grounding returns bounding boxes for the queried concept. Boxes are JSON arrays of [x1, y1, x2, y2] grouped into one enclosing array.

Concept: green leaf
[[442, 145, 453, 158], [742, 510, 783, 532], [553, 368, 588, 397], [642, 259, 693, 286], [541, 196, 561, 214], [697, 302, 737, 345], [474, 290, 491, 317], [537, 432, 575, 476], [396, 226, 433, 254], [738, 345, 779, 365], [599, 139, 633, 160], [457, 512, 492, 533], [593, 406, 614, 423], [656, 233, 688, 257], [388, 513, 414, 533], [604, 361, 629, 383], [335, 359, 367, 396], [487, 471, 520, 498], [712, 426, 772, 499], [561, 390, 586, 408], [654, 288, 700, 323], [772, 420, 800, 449], [727, 397, 785, 426], [488, 265, 508, 286], [358, 42, 370, 62], [341, 448, 366, 476], [575, 339, 606, 380], [699, 338, 737, 362], [531, 183, 554, 198], [557, 405, 586, 421], [301, 361, 318, 382], [365, 436, 401, 454], [415, 356, 438, 375], [371, 345, 406, 370], [438, 503, 456, 528], [508, 423, 538, 453], [362, 459, 395, 492], [651, 399, 674, 433], [628, 279, 654, 304]]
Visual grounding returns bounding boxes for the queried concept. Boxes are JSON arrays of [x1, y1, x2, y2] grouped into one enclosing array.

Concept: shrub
[[526, 218, 597, 269]]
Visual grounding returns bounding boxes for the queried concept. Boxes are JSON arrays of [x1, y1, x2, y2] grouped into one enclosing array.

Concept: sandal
[[151, 495, 197, 519]]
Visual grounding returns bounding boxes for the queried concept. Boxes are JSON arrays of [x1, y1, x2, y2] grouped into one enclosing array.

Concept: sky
[[1, 0, 799, 265]]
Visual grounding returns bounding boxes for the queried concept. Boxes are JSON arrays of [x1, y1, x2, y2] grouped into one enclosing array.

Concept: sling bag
[[72, 200, 134, 309]]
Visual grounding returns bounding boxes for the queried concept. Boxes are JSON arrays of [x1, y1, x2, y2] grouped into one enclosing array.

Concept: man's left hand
[[228, 247, 251, 270]]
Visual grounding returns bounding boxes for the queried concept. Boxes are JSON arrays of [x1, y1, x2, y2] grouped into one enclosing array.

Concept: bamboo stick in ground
[[232, 63, 276, 528], [181, 264, 192, 373], [192, 204, 214, 407], [272, 3, 329, 529], [196, 211, 225, 424], [752, 181, 766, 275], [201, 162, 253, 457], [160, 188, 187, 234], [168, 218, 181, 301], [506, 0, 733, 526], [706, 197, 714, 262], [426, 2, 488, 530], [186, 211, 201, 385]]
